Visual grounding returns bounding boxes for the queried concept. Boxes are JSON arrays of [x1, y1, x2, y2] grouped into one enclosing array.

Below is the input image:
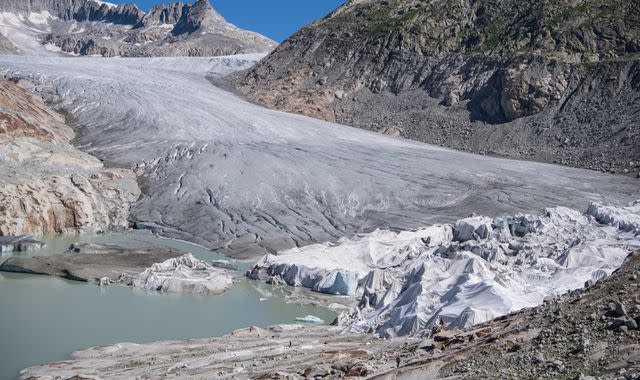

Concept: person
[[395, 355, 401, 368]]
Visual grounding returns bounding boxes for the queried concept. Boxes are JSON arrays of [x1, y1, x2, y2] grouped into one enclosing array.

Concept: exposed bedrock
[[0, 78, 140, 237], [232, 0, 640, 174], [0, 33, 19, 54], [1, 0, 145, 24]]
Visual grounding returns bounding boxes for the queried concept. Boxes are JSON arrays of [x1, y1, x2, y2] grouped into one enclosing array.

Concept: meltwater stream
[[0, 233, 337, 380]]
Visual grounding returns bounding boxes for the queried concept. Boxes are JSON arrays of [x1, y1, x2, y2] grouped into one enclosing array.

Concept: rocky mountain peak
[[0, 0, 276, 57], [172, 0, 225, 35], [137, 2, 187, 28]]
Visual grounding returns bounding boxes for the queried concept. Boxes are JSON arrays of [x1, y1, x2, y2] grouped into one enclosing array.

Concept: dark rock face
[[137, 2, 186, 27], [172, 0, 223, 36], [233, 0, 640, 174]]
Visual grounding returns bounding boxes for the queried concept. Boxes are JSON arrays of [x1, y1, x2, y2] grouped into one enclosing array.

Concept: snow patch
[[93, 0, 117, 9]]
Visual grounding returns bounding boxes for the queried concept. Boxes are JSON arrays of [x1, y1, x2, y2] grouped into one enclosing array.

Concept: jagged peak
[[171, 0, 227, 36], [137, 2, 187, 27], [0, 0, 227, 31]]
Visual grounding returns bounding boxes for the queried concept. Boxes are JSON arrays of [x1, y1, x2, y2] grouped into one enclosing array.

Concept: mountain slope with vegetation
[[233, 0, 640, 174]]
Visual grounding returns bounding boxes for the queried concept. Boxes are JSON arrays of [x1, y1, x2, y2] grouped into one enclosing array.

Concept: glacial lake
[[0, 233, 337, 380]]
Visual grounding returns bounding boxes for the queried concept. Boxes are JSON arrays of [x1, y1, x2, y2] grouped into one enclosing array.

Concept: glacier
[[0, 54, 636, 259], [249, 201, 640, 338]]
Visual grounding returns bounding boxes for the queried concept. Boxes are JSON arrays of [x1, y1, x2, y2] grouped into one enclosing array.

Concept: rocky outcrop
[[0, 78, 140, 236], [233, 0, 640, 174], [0, 0, 277, 57], [171, 0, 224, 36], [137, 2, 186, 27]]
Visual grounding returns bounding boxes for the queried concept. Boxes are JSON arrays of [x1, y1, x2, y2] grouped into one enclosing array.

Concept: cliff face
[[0, 78, 140, 236], [234, 0, 640, 174], [0, 0, 276, 57]]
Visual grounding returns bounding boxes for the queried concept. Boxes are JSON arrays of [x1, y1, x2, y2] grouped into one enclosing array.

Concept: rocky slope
[[0, 77, 140, 236], [233, 0, 640, 175], [19, 250, 640, 379], [0, 0, 276, 57]]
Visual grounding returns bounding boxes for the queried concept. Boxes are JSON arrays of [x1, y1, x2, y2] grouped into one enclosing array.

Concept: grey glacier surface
[[1, 54, 638, 258]]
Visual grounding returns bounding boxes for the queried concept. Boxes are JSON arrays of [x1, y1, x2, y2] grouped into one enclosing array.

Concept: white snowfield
[[0, 54, 638, 259], [251, 201, 640, 338], [131, 253, 232, 295]]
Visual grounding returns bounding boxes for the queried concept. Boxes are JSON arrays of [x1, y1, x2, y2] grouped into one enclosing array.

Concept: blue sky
[[111, 0, 346, 42]]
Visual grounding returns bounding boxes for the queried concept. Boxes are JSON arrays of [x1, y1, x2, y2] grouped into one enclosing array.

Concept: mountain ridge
[[0, 0, 276, 57]]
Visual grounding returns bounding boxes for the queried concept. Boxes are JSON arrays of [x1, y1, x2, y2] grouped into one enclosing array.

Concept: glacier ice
[[250, 201, 640, 338], [295, 315, 324, 324], [131, 253, 232, 295], [0, 55, 637, 259]]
